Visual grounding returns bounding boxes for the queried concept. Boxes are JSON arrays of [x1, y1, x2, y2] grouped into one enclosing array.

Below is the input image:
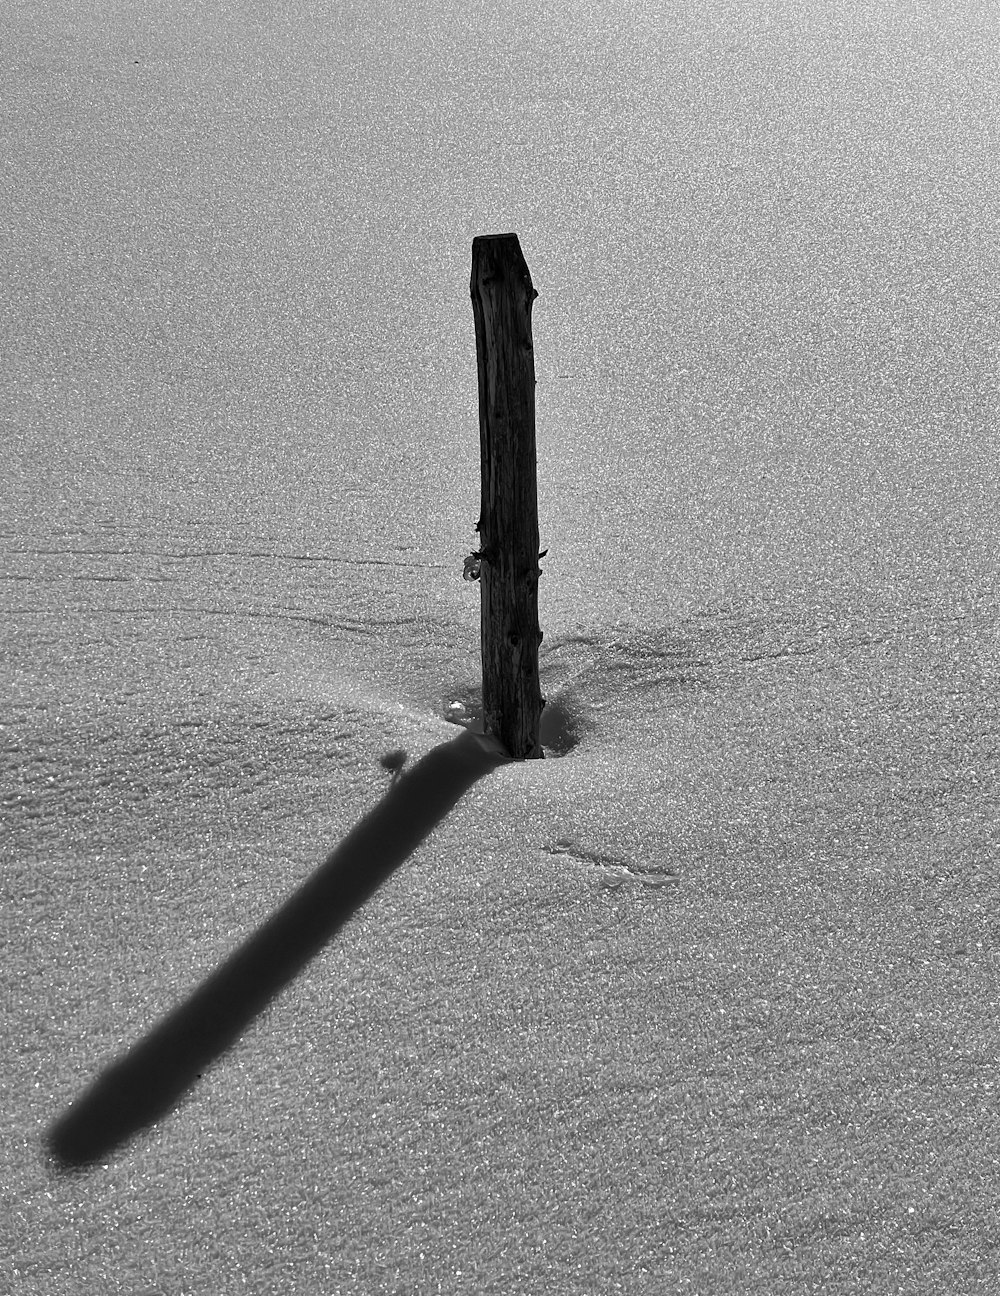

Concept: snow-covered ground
[[3, 3, 999, 1292]]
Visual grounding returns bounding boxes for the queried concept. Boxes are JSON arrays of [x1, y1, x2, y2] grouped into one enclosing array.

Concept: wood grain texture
[[470, 233, 545, 760]]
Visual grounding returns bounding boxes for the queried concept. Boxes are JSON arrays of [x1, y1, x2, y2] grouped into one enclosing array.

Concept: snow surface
[[3, 2, 1000, 1293]]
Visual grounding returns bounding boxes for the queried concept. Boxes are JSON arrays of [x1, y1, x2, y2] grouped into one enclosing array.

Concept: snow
[[3, 3, 1000, 1293]]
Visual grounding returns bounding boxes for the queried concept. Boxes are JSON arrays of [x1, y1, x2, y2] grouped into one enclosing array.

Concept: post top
[[472, 232, 520, 241], [470, 234, 534, 298]]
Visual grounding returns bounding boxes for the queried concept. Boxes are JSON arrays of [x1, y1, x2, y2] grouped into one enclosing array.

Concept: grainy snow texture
[[3, 2, 1000, 1293]]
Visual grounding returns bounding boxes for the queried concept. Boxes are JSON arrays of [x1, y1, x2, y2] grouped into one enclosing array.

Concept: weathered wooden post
[[469, 233, 545, 760]]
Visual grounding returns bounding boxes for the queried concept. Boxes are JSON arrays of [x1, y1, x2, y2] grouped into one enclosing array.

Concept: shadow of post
[[46, 728, 510, 1169]]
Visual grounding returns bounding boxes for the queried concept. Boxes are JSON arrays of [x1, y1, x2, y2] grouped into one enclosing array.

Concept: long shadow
[[46, 727, 509, 1169]]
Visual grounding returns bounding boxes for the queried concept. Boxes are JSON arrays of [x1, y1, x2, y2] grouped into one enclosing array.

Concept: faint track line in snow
[[2, 546, 447, 570], [542, 839, 680, 891], [0, 604, 432, 634]]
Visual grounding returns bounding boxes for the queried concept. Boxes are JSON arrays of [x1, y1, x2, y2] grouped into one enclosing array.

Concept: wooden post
[[470, 233, 545, 760]]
